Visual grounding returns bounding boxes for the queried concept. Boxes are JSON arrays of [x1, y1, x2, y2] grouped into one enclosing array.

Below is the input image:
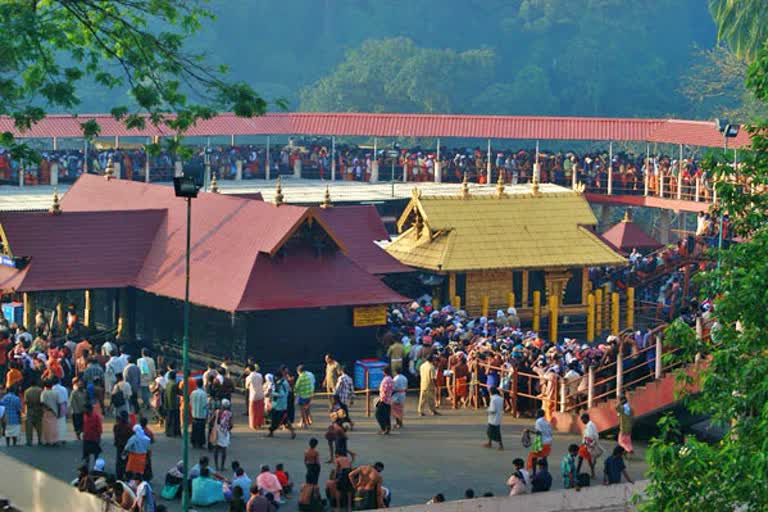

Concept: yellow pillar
[[532, 290, 541, 332], [611, 291, 620, 335], [507, 292, 515, 310], [452, 295, 461, 310], [581, 267, 590, 304], [84, 289, 92, 328], [480, 296, 489, 317], [602, 283, 610, 323], [586, 293, 595, 342], [626, 287, 635, 331], [22, 292, 33, 329], [431, 296, 439, 310], [548, 294, 558, 342], [594, 288, 603, 333], [521, 270, 529, 307], [448, 272, 456, 301], [55, 302, 63, 332]]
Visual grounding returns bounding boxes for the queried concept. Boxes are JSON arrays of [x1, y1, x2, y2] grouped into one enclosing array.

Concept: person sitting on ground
[[255, 465, 283, 503], [603, 445, 634, 485], [246, 483, 276, 512], [111, 478, 136, 510], [531, 459, 552, 493], [348, 462, 385, 510], [274, 463, 293, 497], [507, 469, 527, 496], [226, 466, 252, 500], [512, 458, 530, 492], [191, 467, 225, 507], [75, 465, 97, 494]]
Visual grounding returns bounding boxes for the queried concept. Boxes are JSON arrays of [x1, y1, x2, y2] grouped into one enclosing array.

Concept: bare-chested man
[[348, 462, 384, 510]]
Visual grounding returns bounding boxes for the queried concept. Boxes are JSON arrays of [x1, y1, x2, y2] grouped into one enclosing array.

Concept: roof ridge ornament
[[411, 186, 422, 200], [495, 171, 506, 198], [574, 181, 586, 194], [274, 176, 284, 205], [320, 185, 333, 208], [104, 155, 114, 180], [460, 172, 470, 199], [623, 208, 632, 221], [210, 171, 219, 193], [49, 188, 62, 215]]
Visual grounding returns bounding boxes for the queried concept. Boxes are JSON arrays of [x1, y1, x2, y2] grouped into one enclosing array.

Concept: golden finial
[[320, 186, 332, 208], [104, 155, 114, 180], [49, 188, 62, 215], [274, 176, 284, 205], [530, 162, 540, 195], [623, 208, 631, 222], [210, 172, 219, 193], [460, 172, 470, 199], [410, 186, 422, 200], [574, 181, 586, 194], [495, 171, 506, 198]]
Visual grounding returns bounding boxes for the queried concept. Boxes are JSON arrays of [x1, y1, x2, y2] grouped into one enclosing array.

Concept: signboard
[[353, 304, 387, 327]]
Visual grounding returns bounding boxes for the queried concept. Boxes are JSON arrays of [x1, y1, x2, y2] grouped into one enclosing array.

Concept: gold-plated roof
[[385, 187, 626, 271]]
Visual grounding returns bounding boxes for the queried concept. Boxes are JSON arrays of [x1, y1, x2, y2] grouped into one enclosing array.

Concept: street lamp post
[[173, 176, 200, 512], [713, 119, 740, 290]]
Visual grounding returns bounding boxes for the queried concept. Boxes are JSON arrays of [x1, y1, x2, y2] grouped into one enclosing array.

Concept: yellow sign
[[353, 304, 387, 327]]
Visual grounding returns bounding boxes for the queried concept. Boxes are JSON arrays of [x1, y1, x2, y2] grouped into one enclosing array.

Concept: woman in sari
[[40, 381, 59, 446], [212, 399, 233, 471], [123, 424, 151, 477], [164, 370, 181, 438]]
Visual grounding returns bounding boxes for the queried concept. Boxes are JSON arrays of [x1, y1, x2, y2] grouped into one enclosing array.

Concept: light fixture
[[173, 176, 200, 198]]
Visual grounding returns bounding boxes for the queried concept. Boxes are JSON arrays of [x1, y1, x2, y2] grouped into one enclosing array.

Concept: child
[[274, 463, 293, 497], [304, 438, 321, 484], [560, 443, 580, 490]]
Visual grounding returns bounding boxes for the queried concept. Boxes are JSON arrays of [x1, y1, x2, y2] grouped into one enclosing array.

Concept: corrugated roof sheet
[[600, 218, 661, 252], [0, 113, 751, 148], [385, 188, 626, 271], [52, 174, 405, 311], [312, 205, 411, 274], [0, 209, 164, 292]]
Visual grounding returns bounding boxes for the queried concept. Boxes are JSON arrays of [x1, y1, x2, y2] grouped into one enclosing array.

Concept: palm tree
[[709, 0, 768, 61]]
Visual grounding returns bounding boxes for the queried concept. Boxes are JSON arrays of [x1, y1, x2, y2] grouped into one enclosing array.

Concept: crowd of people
[[2, 140, 719, 199]]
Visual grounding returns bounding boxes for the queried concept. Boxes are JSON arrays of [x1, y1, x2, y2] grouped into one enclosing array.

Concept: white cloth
[[246, 372, 264, 402], [583, 420, 599, 443], [535, 417, 553, 444], [487, 394, 503, 426]]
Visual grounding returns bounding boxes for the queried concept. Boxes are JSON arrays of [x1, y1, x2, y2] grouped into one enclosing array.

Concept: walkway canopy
[[0, 112, 751, 148]]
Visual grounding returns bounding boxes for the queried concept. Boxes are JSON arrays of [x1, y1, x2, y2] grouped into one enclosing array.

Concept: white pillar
[[113, 160, 122, 179], [293, 154, 302, 178], [266, 136, 271, 180], [371, 138, 378, 183], [174, 160, 183, 177], [644, 144, 650, 196], [607, 141, 613, 195], [145, 152, 151, 183], [695, 176, 701, 202], [616, 351, 623, 398], [486, 139, 492, 184], [52, 137, 58, 151], [678, 144, 683, 200], [115, 135, 119, 149], [204, 163, 211, 190], [659, 172, 665, 198], [330, 136, 335, 182], [18, 160, 24, 187], [587, 366, 594, 409], [230, 134, 235, 146], [559, 379, 566, 413], [434, 160, 442, 183], [50, 162, 59, 186], [655, 335, 663, 379], [571, 162, 577, 189], [235, 160, 243, 181]]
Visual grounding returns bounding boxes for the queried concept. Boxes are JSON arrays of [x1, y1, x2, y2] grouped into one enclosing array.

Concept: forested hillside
[[78, 0, 753, 120]]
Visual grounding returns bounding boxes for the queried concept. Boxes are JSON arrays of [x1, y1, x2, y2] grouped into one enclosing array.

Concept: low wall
[[384, 481, 646, 512], [0, 454, 111, 512]]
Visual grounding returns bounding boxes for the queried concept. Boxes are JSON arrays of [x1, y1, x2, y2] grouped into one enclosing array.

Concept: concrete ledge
[[383, 480, 646, 512]]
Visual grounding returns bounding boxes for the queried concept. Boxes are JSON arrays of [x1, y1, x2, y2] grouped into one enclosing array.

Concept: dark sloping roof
[[312, 205, 411, 274], [0, 209, 165, 292], [601, 218, 661, 252], [228, 192, 264, 201], [0, 112, 751, 148], [237, 249, 408, 311]]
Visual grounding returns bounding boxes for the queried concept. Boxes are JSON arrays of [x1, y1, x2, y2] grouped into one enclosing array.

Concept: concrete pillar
[[486, 139, 492, 185], [145, 154, 151, 183], [174, 160, 183, 177], [658, 209, 671, 244], [266, 136, 271, 181], [587, 366, 595, 408], [50, 163, 59, 186], [434, 161, 442, 183], [235, 160, 243, 181], [293, 156, 302, 178], [113, 161, 122, 179], [370, 159, 379, 183], [607, 141, 613, 195], [329, 136, 334, 182], [655, 335, 663, 379], [616, 349, 623, 398], [18, 163, 24, 187]]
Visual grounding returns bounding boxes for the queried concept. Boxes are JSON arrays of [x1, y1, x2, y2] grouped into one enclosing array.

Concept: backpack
[[111, 388, 125, 408]]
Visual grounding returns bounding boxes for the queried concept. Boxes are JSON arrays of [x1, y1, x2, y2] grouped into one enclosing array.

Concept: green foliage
[[709, 0, 768, 61], [0, 0, 266, 154]]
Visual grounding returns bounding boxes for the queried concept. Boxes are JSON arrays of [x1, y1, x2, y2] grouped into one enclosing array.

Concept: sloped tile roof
[[385, 187, 626, 271], [0, 209, 164, 292], [601, 218, 661, 252], [312, 205, 411, 274]]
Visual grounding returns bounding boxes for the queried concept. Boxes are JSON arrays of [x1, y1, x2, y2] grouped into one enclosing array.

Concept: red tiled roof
[[237, 248, 409, 310], [0, 209, 164, 292], [53, 174, 405, 311], [312, 205, 412, 275], [0, 112, 751, 148], [601, 218, 661, 252], [228, 192, 264, 201]]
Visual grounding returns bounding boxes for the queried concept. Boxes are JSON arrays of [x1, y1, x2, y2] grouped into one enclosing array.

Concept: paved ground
[[0, 394, 647, 511], [0, 178, 565, 210]]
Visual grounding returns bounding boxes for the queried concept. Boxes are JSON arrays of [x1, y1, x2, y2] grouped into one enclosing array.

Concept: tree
[[709, 0, 768, 61], [0, 0, 267, 157], [642, 7, 768, 508]]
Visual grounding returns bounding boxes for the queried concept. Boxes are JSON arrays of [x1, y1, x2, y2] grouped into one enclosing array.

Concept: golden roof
[[385, 187, 625, 271]]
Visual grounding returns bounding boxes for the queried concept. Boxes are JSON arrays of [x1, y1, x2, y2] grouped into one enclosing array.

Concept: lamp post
[[173, 175, 200, 512]]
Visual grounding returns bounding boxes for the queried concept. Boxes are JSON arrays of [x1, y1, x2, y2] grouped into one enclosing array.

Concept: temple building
[[384, 178, 625, 316], [599, 209, 662, 255], [0, 174, 408, 366]]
